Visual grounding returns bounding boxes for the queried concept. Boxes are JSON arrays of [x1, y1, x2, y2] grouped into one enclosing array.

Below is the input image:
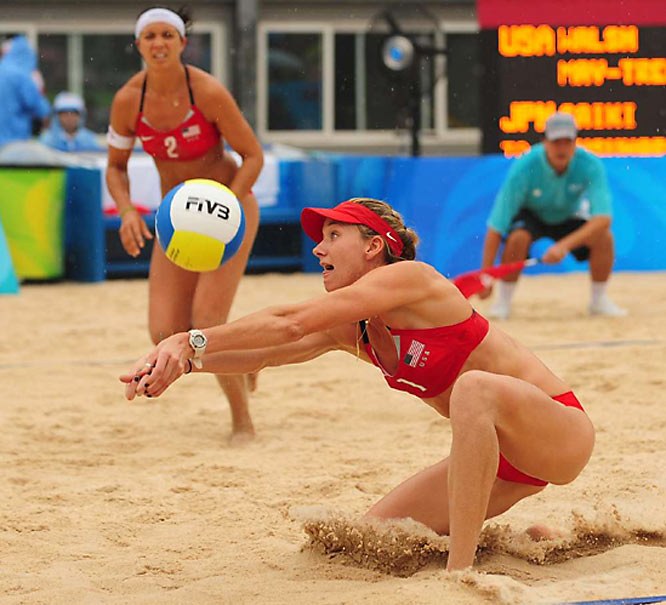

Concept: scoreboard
[[480, 18, 666, 156]]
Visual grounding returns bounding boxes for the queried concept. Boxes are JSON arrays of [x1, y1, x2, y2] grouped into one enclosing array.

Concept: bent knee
[[451, 370, 502, 400], [585, 224, 614, 247], [449, 370, 501, 422], [509, 228, 531, 240], [505, 229, 532, 251]]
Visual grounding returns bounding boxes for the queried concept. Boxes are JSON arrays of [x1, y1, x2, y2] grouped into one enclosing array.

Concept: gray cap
[[545, 112, 577, 141]]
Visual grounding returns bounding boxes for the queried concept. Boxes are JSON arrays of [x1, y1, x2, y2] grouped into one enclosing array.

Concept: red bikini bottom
[[496, 391, 585, 486]]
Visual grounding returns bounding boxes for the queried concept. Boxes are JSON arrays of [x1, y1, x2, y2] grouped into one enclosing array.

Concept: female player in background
[[107, 7, 263, 441]]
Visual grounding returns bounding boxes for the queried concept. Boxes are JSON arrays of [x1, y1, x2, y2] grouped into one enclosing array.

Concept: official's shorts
[[508, 208, 590, 261]]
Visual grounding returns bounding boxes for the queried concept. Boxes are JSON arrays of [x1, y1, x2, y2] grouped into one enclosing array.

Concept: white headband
[[135, 8, 186, 39]]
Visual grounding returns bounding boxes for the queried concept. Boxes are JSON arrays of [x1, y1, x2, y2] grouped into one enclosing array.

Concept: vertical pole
[[409, 60, 422, 157], [234, 0, 258, 128]]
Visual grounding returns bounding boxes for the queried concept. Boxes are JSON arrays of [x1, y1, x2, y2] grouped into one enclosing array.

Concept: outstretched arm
[[120, 262, 433, 399], [163, 261, 428, 353], [121, 328, 345, 400]]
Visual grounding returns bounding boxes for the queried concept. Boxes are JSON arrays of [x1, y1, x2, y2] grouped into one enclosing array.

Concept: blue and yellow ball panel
[[165, 230, 225, 272], [155, 178, 244, 272], [222, 208, 246, 260], [155, 186, 176, 250]]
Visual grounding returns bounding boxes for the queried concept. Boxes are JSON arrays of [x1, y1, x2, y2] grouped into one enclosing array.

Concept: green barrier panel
[[0, 167, 66, 280]]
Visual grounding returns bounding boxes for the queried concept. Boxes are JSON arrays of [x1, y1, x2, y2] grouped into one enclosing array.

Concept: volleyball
[[155, 179, 245, 272]]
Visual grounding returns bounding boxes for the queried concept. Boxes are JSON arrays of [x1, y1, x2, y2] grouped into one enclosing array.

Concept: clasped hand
[[541, 242, 568, 264], [119, 332, 190, 400]]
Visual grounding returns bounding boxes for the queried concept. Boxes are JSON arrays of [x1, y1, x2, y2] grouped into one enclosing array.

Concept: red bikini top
[[360, 311, 490, 398], [135, 65, 220, 161]]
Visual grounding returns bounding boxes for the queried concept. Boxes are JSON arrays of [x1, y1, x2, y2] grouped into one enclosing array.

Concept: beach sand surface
[[1, 271, 665, 604]]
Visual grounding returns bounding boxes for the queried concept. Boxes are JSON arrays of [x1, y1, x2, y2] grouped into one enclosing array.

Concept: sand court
[[1, 271, 665, 604]]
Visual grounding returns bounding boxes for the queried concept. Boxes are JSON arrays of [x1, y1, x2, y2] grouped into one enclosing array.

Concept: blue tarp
[[328, 154, 666, 277], [61, 155, 666, 281]]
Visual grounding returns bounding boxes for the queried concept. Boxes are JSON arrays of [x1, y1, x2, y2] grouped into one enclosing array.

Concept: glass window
[[334, 33, 356, 130], [81, 35, 141, 133], [267, 33, 322, 130], [334, 32, 435, 131], [37, 34, 69, 102], [183, 33, 212, 73], [446, 33, 481, 129], [38, 32, 213, 134]]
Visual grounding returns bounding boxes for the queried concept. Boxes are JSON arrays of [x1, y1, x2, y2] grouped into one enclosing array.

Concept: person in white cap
[[106, 7, 264, 442], [480, 111, 626, 319], [39, 91, 102, 152]]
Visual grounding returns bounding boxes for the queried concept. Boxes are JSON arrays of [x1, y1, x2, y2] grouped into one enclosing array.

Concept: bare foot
[[526, 524, 568, 542], [229, 427, 255, 446]]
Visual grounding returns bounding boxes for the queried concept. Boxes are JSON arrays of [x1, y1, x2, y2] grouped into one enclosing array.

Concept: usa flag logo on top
[[182, 124, 201, 139]]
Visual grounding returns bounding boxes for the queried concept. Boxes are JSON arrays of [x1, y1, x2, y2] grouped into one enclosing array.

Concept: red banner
[[478, 0, 666, 29]]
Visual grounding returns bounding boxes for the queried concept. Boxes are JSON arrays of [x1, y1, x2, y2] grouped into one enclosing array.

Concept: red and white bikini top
[[135, 65, 220, 161], [360, 311, 490, 398]]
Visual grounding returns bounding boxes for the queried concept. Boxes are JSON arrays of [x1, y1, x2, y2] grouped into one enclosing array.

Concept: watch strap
[[188, 329, 207, 364]]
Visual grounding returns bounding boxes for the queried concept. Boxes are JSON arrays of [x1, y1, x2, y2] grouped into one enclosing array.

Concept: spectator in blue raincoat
[[40, 92, 102, 152], [0, 35, 50, 146]]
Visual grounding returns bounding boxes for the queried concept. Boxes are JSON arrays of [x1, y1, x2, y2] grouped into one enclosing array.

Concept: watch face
[[191, 334, 206, 348]]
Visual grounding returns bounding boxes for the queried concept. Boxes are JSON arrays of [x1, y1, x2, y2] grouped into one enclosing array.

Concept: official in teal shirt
[[481, 112, 626, 319], [487, 143, 612, 234]]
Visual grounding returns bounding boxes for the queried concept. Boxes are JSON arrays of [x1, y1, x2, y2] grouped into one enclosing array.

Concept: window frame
[[3, 19, 227, 97], [258, 18, 480, 149]]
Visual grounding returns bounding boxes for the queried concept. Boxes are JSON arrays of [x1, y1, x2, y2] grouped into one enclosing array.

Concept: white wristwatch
[[188, 329, 207, 369]]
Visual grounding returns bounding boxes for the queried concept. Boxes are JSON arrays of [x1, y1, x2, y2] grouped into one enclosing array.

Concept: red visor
[[300, 201, 404, 257]]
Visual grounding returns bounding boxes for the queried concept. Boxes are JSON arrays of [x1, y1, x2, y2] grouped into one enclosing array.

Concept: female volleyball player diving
[[120, 197, 595, 571]]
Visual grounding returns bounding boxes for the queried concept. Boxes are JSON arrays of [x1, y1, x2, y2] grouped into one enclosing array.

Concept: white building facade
[[2, 0, 481, 155]]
